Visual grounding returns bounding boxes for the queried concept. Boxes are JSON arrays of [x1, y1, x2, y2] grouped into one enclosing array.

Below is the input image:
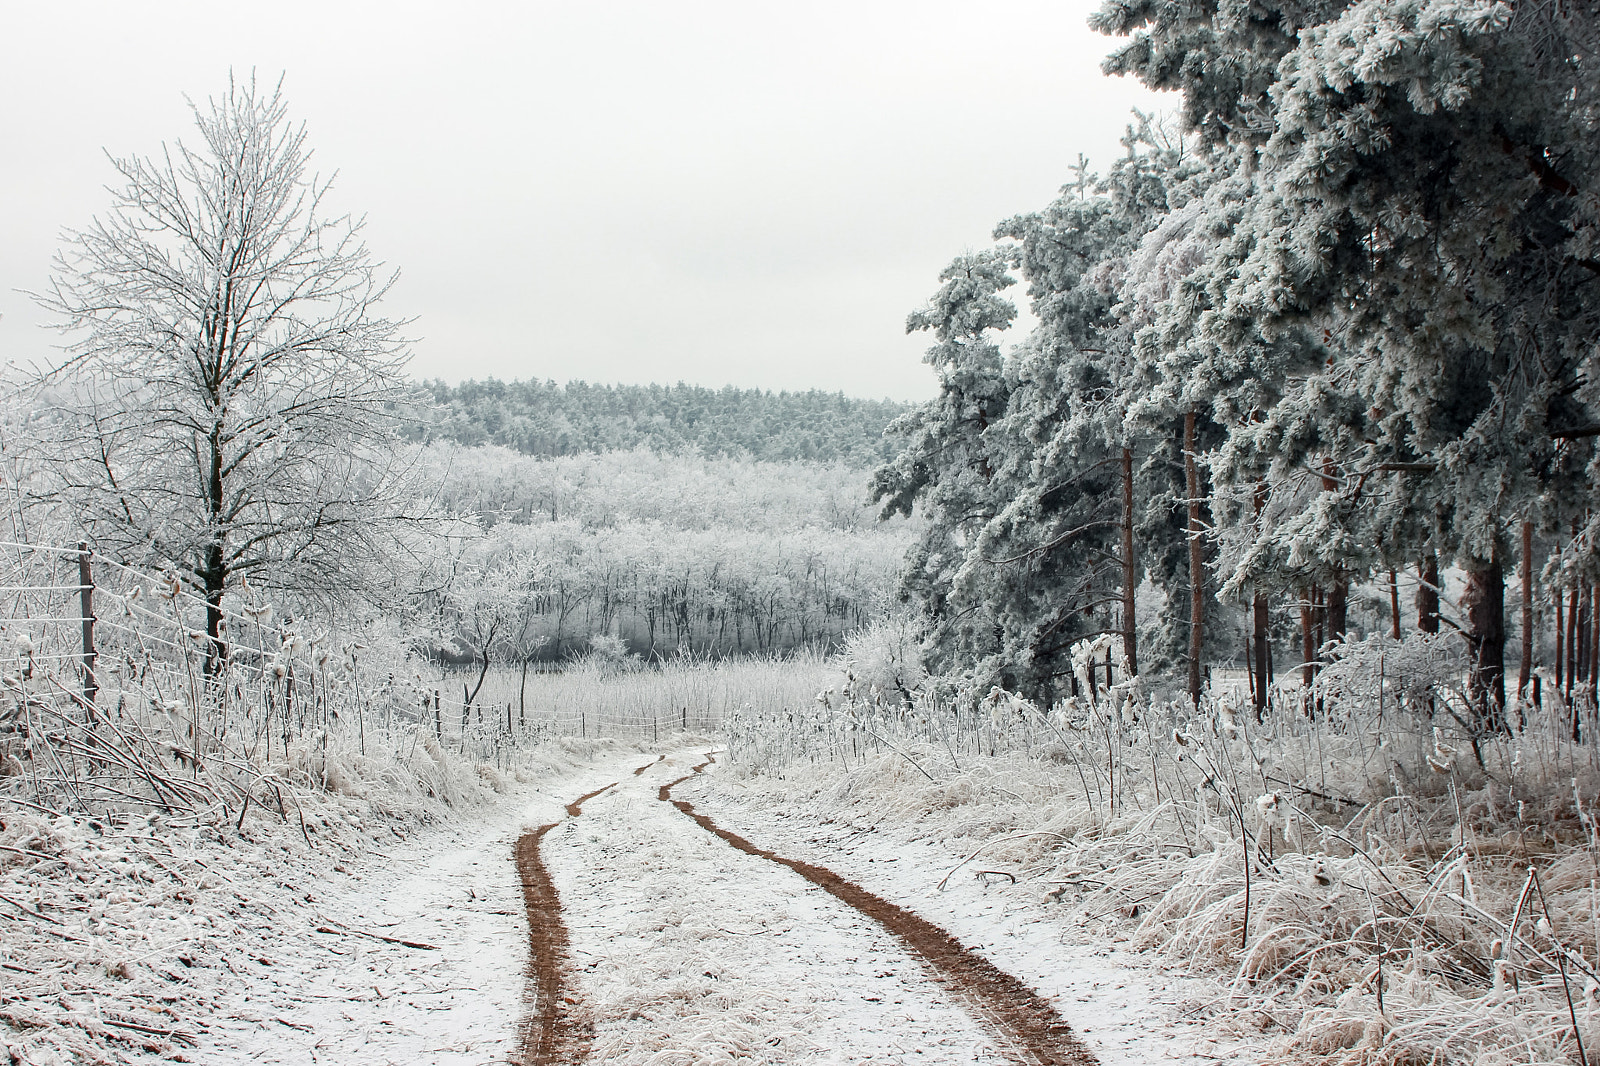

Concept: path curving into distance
[[659, 753, 1099, 1066], [512, 777, 628, 1065]]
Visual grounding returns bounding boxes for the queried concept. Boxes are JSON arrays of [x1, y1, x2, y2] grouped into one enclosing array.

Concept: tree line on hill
[[407, 378, 911, 465], [879, 1, 1600, 732]]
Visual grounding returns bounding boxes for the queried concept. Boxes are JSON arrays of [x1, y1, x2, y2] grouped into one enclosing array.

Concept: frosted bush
[[836, 613, 927, 707]]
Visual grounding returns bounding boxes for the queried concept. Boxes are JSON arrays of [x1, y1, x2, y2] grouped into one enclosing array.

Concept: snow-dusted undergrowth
[[0, 545, 591, 1064], [0, 731, 637, 1066], [721, 633, 1600, 1065]]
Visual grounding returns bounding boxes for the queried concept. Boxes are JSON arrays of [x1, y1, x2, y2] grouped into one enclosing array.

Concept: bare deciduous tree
[[31, 76, 421, 668]]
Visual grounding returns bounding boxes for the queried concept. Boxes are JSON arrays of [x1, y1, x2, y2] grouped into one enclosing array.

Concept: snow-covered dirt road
[[174, 743, 1231, 1065], [195, 748, 645, 1065], [548, 751, 1092, 1065]]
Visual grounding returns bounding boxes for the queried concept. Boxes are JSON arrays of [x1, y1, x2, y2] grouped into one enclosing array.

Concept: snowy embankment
[[0, 737, 654, 1065]]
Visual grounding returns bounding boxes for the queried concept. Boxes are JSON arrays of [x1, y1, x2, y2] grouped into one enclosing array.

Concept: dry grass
[[723, 634, 1600, 1065], [466, 651, 833, 741]]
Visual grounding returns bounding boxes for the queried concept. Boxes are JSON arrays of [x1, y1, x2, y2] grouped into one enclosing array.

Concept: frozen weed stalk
[[724, 629, 1600, 1064]]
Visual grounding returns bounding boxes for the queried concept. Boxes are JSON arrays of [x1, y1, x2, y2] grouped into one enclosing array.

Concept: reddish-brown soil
[[632, 754, 667, 775], [512, 780, 618, 1065], [660, 755, 1099, 1066]]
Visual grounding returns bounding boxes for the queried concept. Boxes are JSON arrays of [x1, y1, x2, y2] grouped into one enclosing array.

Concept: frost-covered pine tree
[[873, 249, 1028, 692], [1097, 0, 1600, 726], [877, 123, 1217, 703]]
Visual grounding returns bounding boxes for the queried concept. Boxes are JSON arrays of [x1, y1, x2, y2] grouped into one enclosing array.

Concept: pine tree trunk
[[1300, 597, 1316, 688], [1318, 461, 1347, 645], [1462, 555, 1506, 732], [1253, 591, 1269, 718], [1418, 553, 1440, 635], [1580, 582, 1593, 704], [1556, 582, 1566, 693], [1389, 568, 1402, 639], [1121, 447, 1138, 675], [1326, 578, 1348, 644], [1519, 521, 1533, 699], [1250, 479, 1269, 717], [1184, 411, 1204, 708], [1579, 582, 1591, 689], [1567, 586, 1580, 699]]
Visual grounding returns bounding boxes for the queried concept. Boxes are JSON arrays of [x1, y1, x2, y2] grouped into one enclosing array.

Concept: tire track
[[659, 754, 1098, 1066], [512, 776, 626, 1065]]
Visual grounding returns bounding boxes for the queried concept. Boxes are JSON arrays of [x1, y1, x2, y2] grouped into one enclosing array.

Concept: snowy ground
[[196, 748, 649, 1065], [674, 757, 1248, 1066], [555, 752, 1023, 1063], [7, 740, 1250, 1065]]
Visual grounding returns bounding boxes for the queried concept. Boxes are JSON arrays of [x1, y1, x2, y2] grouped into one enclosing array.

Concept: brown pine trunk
[[1314, 586, 1326, 655], [1389, 568, 1402, 640], [1121, 447, 1138, 676], [1318, 461, 1347, 645], [1590, 583, 1599, 710], [1326, 578, 1348, 644], [1301, 596, 1316, 688], [1253, 592, 1269, 718], [1462, 555, 1506, 732], [1556, 582, 1566, 693], [1184, 412, 1204, 707], [1250, 479, 1269, 717], [1568, 586, 1580, 699], [1518, 521, 1533, 699], [1579, 583, 1591, 689], [1418, 553, 1440, 635]]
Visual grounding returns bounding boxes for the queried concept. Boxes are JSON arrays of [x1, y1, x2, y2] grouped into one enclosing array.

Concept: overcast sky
[[2, 1, 1166, 401]]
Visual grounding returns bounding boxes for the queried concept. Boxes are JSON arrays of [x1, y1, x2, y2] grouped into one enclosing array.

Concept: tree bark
[[1568, 586, 1580, 699], [1518, 521, 1533, 699], [1326, 579, 1348, 644], [1462, 554, 1506, 731], [1253, 591, 1269, 718], [1418, 553, 1440, 635], [1318, 461, 1347, 644], [1579, 582, 1591, 690], [1184, 411, 1204, 707], [1556, 581, 1566, 693], [1251, 479, 1269, 717], [1121, 447, 1138, 676], [1389, 568, 1402, 640], [1300, 596, 1316, 688], [1580, 576, 1593, 710]]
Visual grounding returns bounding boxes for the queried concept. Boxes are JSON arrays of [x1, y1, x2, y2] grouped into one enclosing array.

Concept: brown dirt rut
[[512, 778, 622, 1065], [660, 754, 1099, 1066]]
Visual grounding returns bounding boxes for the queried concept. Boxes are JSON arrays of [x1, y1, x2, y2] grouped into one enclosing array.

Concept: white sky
[[1, 1, 1167, 401]]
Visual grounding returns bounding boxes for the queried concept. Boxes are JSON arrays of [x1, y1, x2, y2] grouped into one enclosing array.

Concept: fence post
[[78, 541, 97, 708]]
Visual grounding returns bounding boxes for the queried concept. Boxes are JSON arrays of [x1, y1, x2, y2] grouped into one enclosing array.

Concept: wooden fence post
[[78, 541, 97, 707]]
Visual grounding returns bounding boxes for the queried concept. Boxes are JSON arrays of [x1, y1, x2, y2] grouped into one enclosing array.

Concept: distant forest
[[408, 379, 912, 464]]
